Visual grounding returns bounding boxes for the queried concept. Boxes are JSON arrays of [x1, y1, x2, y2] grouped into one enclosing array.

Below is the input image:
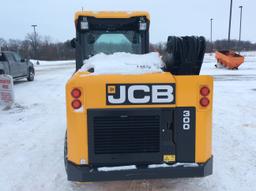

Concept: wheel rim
[[30, 71, 34, 78]]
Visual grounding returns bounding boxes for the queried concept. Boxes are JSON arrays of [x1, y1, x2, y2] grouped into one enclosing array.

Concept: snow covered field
[[0, 53, 256, 191]]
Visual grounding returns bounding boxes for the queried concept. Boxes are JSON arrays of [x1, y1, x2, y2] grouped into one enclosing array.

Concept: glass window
[[0, 53, 7, 61], [84, 31, 142, 56], [12, 53, 21, 62], [94, 34, 132, 54], [5, 53, 15, 62]]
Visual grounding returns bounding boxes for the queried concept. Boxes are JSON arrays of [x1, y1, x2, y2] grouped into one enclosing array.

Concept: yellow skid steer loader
[[65, 11, 213, 182]]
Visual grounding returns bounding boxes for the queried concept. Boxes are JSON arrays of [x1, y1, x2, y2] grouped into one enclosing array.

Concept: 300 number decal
[[183, 110, 191, 130]]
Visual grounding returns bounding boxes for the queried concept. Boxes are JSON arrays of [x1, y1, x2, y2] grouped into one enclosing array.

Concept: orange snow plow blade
[[215, 50, 244, 69]]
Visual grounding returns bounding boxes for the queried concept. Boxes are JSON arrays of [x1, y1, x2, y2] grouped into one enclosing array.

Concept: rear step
[[66, 157, 213, 182]]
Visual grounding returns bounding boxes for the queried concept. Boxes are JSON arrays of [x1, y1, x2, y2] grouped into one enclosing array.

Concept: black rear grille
[[93, 115, 160, 154]]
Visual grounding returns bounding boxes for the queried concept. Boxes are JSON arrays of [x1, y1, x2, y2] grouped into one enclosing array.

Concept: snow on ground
[[0, 52, 256, 191], [202, 52, 256, 77], [31, 60, 75, 75], [30, 59, 75, 66]]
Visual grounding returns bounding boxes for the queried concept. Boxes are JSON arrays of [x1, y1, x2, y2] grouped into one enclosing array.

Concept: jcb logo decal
[[106, 84, 175, 105]]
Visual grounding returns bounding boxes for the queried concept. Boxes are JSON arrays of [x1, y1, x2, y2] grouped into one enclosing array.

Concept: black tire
[[64, 131, 68, 173], [27, 68, 35, 81], [0, 70, 4, 75], [164, 36, 206, 75]]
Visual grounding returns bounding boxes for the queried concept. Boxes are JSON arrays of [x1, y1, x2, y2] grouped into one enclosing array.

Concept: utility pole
[[31, 24, 38, 61], [210, 18, 213, 52], [228, 0, 233, 49], [238, 6, 243, 52]]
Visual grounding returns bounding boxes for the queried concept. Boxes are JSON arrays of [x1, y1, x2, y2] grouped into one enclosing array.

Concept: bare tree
[[26, 32, 41, 59], [2, 34, 255, 61], [20, 40, 32, 58], [7, 39, 22, 52], [0, 38, 7, 52]]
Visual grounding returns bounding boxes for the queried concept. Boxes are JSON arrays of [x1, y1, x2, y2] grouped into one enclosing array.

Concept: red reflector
[[200, 97, 210, 107], [71, 88, 81, 98], [200, 87, 210, 96], [71, 100, 82, 109]]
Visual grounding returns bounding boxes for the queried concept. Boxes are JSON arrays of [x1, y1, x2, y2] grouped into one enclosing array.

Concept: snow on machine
[[65, 11, 213, 182]]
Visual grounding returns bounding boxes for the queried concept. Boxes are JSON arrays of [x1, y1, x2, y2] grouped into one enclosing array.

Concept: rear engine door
[[87, 108, 176, 166]]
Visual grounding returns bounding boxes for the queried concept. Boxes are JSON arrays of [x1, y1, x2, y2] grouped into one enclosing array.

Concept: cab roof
[[74, 11, 150, 23]]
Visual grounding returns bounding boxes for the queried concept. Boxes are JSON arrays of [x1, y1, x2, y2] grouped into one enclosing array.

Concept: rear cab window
[[4, 53, 16, 63], [0, 52, 7, 61], [12, 53, 21, 62]]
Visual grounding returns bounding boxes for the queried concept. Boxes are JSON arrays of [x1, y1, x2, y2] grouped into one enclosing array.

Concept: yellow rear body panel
[[66, 72, 213, 165], [175, 76, 213, 163]]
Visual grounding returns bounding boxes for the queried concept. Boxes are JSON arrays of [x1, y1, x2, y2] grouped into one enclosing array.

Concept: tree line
[[153, 39, 256, 55], [1, 33, 256, 61], [0, 33, 75, 60]]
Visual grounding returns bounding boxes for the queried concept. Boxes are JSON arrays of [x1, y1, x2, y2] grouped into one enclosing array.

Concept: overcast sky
[[0, 0, 255, 43]]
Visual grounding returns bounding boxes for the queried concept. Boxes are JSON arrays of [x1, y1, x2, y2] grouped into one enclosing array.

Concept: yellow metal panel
[[195, 110, 213, 162], [66, 72, 176, 164], [66, 72, 213, 165], [72, 72, 176, 109], [66, 84, 89, 164], [175, 75, 213, 163], [74, 11, 150, 24]]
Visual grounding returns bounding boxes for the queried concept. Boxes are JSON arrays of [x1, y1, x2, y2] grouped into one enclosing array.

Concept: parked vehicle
[[0, 51, 35, 81], [65, 11, 213, 182], [215, 50, 245, 69]]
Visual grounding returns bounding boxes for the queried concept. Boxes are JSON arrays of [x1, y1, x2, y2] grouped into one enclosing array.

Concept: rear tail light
[[199, 86, 211, 108], [71, 100, 82, 109], [200, 97, 210, 107], [71, 88, 81, 98], [200, 86, 210, 96]]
